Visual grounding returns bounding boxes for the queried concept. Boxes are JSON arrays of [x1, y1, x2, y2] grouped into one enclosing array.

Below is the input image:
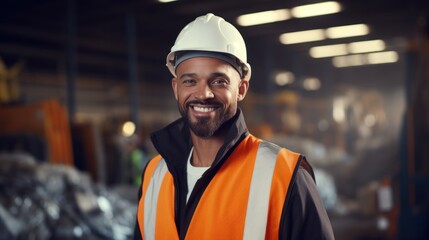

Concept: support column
[[126, 13, 140, 134], [66, 0, 77, 123]]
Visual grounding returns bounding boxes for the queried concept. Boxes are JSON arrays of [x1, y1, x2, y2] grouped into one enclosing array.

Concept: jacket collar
[[150, 108, 249, 171]]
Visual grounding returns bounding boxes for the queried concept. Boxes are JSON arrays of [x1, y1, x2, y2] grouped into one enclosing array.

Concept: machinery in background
[[0, 99, 74, 166], [397, 15, 429, 239]]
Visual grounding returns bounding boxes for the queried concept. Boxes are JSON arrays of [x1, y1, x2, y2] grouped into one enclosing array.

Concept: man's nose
[[195, 83, 214, 100]]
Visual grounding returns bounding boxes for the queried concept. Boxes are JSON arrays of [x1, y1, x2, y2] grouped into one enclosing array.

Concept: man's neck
[[190, 131, 225, 167]]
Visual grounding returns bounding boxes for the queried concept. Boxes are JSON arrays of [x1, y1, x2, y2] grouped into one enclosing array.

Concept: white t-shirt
[[186, 147, 210, 202]]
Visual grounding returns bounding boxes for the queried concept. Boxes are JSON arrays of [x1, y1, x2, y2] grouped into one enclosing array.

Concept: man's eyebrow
[[210, 72, 229, 79], [179, 73, 197, 80], [178, 72, 229, 80]]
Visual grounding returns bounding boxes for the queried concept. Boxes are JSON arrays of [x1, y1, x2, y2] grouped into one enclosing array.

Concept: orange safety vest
[[137, 134, 301, 240]]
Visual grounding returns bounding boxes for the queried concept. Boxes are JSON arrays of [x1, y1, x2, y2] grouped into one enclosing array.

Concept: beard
[[179, 99, 235, 138], [187, 115, 220, 138]]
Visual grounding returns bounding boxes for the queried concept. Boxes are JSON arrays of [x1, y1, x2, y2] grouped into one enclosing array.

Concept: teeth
[[193, 106, 215, 113]]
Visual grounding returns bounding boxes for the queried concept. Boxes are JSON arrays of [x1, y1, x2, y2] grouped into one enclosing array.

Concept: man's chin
[[190, 125, 215, 138], [188, 117, 220, 138]]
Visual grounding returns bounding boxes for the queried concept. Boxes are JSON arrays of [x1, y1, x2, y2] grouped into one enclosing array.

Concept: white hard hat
[[166, 13, 251, 81]]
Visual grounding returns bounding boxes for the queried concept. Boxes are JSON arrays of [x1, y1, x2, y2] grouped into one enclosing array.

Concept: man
[[134, 13, 334, 240]]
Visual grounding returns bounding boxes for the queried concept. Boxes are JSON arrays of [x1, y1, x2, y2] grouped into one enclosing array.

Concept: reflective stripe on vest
[[144, 158, 168, 239], [137, 155, 178, 240], [137, 135, 300, 240], [243, 141, 279, 240]]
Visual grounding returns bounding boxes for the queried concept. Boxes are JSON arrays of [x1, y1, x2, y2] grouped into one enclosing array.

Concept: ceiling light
[[292, 1, 341, 18], [279, 29, 325, 44], [367, 51, 398, 64], [311, 40, 384, 58], [348, 40, 385, 53], [310, 44, 348, 58], [303, 77, 321, 91], [332, 56, 348, 67], [275, 71, 295, 86], [332, 55, 365, 67], [237, 2, 342, 27], [158, 0, 177, 3], [333, 97, 346, 123], [347, 54, 366, 66], [122, 121, 136, 136], [237, 9, 290, 26], [326, 24, 369, 39], [280, 23, 369, 45], [332, 51, 399, 67]]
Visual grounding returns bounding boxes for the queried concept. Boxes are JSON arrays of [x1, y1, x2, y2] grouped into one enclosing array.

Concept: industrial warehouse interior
[[0, 0, 428, 239]]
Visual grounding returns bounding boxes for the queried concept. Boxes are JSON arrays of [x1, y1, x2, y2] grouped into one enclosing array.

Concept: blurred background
[[0, 0, 428, 239]]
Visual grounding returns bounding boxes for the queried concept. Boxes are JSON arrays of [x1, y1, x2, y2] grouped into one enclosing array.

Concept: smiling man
[[173, 55, 244, 139], [134, 13, 334, 240]]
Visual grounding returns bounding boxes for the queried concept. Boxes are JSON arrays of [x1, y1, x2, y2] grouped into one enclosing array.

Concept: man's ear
[[172, 78, 178, 100], [237, 80, 249, 101]]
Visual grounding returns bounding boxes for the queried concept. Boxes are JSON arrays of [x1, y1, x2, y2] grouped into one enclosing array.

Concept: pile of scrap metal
[[0, 153, 135, 240]]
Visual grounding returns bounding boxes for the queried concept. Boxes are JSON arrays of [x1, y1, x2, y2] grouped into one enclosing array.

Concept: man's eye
[[183, 79, 196, 85], [212, 79, 227, 86]]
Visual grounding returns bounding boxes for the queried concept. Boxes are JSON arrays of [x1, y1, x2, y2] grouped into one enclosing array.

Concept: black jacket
[[134, 109, 335, 240]]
